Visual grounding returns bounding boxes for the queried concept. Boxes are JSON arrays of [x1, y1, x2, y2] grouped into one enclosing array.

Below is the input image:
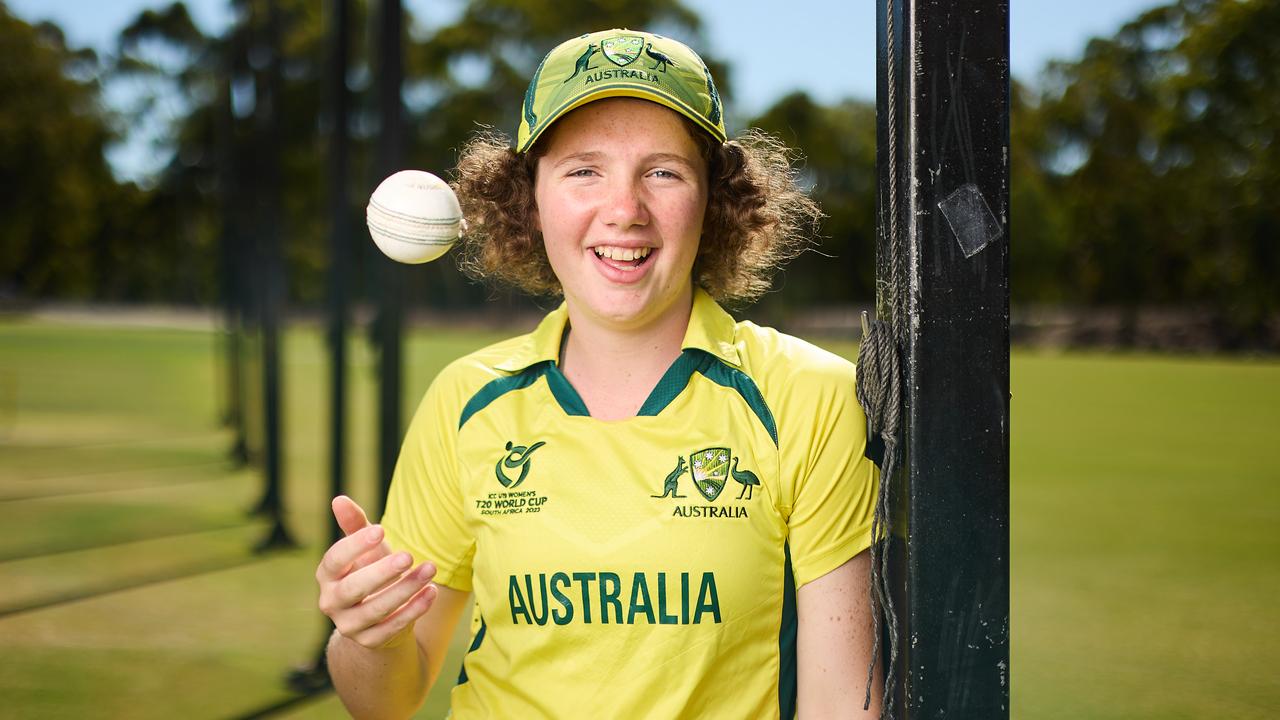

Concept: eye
[[649, 168, 681, 180], [567, 168, 598, 178]]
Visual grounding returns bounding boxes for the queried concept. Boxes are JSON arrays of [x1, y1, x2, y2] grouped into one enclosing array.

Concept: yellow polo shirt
[[383, 288, 879, 718]]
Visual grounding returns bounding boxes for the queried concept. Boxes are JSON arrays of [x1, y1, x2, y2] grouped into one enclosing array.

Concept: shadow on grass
[[0, 540, 293, 618], [0, 521, 260, 563], [229, 691, 333, 719], [0, 466, 229, 502]]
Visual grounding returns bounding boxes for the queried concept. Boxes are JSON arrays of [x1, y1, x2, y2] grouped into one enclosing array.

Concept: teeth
[[593, 246, 652, 261]]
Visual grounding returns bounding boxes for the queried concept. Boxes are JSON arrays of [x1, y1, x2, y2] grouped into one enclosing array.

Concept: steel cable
[[856, 0, 905, 716]]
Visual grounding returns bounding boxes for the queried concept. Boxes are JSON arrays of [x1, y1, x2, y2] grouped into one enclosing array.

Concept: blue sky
[[10, 0, 1167, 179]]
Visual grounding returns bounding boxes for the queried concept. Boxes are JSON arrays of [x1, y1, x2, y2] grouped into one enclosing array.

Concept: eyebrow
[[549, 151, 701, 170], [645, 153, 700, 171], [550, 151, 602, 169]]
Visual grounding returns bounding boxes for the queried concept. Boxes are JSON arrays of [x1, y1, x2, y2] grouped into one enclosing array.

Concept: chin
[[582, 282, 689, 330], [587, 294, 654, 327]]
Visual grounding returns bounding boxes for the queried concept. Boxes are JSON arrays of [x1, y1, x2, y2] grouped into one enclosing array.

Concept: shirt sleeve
[[380, 372, 476, 592], [780, 362, 880, 588]]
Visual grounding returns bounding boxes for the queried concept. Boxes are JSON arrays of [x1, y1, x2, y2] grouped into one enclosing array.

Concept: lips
[[588, 244, 656, 282]]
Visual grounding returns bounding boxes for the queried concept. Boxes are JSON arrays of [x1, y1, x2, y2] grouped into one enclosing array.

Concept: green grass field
[[0, 317, 1276, 719]]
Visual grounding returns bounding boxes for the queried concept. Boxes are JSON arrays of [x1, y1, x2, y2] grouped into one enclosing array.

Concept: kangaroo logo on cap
[[563, 43, 600, 83], [602, 35, 644, 67]]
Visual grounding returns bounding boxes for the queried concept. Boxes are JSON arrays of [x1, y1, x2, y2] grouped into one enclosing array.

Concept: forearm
[[327, 628, 431, 720]]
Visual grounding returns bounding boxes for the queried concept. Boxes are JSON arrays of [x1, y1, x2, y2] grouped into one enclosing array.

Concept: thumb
[[332, 495, 371, 537]]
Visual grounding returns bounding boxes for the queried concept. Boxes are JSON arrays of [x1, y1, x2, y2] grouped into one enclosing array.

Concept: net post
[[217, 38, 249, 469], [374, 0, 406, 515], [251, 0, 298, 552], [876, 0, 1011, 716], [286, 0, 357, 694], [325, 0, 353, 583]]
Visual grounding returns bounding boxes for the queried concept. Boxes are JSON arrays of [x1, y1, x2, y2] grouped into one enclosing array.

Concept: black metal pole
[[285, 0, 355, 693], [218, 38, 249, 469], [232, 16, 263, 470], [374, 0, 405, 515], [877, 0, 1010, 716], [253, 0, 298, 551], [326, 0, 353, 588]]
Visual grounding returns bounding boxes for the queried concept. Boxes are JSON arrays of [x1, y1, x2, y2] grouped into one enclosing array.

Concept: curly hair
[[452, 120, 821, 306]]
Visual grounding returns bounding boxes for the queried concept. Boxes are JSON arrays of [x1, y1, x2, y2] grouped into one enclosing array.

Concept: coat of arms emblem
[[601, 35, 644, 67], [689, 447, 730, 502]]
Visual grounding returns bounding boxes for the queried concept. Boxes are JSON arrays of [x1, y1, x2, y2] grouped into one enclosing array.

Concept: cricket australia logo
[[653, 447, 759, 519], [495, 440, 546, 488], [689, 447, 730, 501], [602, 35, 644, 67]]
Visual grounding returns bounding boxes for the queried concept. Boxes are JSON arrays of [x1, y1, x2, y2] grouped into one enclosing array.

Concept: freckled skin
[[534, 98, 708, 335], [798, 552, 883, 717]]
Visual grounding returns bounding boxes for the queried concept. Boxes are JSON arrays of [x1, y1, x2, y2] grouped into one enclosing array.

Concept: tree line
[[1, 0, 1275, 342]]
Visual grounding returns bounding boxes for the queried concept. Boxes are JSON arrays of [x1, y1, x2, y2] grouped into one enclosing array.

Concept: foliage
[[0, 5, 221, 303], [0, 9, 117, 299], [747, 92, 877, 311], [1026, 0, 1280, 343], [91, 0, 714, 308], [1009, 79, 1072, 304], [110, 1, 335, 304], [1, 0, 1278, 344]]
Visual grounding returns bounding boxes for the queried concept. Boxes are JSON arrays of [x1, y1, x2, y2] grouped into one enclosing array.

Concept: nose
[[601, 176, 649, 229]]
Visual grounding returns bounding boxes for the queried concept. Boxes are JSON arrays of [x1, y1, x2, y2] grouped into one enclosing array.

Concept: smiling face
[[533, 97, 709, 334]]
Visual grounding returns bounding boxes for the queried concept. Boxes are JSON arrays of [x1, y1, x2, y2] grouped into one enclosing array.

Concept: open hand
[[316, 495, 438, 648]]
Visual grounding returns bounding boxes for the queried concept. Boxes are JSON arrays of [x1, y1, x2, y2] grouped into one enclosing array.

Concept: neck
[[560, 288, 694, 420]]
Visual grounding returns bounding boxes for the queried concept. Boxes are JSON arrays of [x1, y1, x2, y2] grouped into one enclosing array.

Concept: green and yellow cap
[[517, 28, 726, 153]]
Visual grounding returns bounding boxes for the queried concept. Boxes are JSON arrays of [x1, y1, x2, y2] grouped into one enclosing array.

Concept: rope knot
[[856, 310, 902, 719]]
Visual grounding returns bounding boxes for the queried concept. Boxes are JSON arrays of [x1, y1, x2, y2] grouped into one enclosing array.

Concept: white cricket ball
[[366, 170, 462, 264]]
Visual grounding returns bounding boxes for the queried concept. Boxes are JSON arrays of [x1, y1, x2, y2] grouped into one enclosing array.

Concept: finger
[[317, 524, 385, 581], [350, 540, 393, 572], [334, 550, 419, 607], [352, 583, 438, 649], [337, 562, 435, 637], [357, 562, 437, 623], [332, 495, 370, 537]]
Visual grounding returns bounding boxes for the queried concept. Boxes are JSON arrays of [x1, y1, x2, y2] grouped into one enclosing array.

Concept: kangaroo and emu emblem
[[654, 448, 759, 503]]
